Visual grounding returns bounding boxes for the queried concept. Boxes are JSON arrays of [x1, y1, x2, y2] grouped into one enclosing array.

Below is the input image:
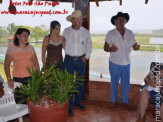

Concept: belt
[[46, 60, 61, 65], [65, 54, 86, 60]]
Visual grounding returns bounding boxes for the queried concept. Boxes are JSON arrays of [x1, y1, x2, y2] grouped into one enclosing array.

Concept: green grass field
[[1, 34, 163, 52], [32, 42, 163, 52], [140, 46, 163, 52], [92, 43, 163, 52]]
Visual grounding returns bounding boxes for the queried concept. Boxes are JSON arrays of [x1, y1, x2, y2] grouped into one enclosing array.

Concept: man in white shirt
[[63, 10, 92, 116], [104, 12, 140, 108]]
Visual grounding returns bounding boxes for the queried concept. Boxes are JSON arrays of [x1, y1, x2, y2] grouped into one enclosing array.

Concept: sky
[[0, 0, 163, 33]]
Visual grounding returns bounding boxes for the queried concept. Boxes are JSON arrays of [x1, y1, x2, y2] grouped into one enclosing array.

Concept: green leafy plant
[[14, 65, 83, 106]]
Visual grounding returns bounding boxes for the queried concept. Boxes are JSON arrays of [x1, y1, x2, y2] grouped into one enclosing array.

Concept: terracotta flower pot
[[28, 100, 68, 122]]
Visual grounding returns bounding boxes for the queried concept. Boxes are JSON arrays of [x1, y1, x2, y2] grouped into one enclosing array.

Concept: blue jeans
[[149, 90, 162, 109], [109, 61, 130, 103], [64, 56, 86, 109]]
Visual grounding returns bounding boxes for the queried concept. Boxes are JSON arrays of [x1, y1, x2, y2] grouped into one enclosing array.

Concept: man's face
[[115, 17, 126, 29], [72, 17, 83, 28]]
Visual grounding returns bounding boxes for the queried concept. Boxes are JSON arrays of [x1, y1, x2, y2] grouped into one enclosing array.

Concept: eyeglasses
[[116, 19, 126, 23]]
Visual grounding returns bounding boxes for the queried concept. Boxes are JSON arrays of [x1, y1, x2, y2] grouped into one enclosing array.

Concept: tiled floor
[[11, 101, 155, 122]]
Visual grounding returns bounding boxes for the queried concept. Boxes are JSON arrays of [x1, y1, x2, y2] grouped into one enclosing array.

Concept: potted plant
[[14, 65, 82, 122]]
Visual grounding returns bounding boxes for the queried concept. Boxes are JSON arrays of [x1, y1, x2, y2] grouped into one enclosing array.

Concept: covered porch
[[0, 0, 155, 121], [13, 100, 155, 122]]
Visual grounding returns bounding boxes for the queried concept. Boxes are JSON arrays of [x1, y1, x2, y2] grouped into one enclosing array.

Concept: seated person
[[0, 82, 4, 98], [137, 63, 163, 122], [0, 75, 4, 98]]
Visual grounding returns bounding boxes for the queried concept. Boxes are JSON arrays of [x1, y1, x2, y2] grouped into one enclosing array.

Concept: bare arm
[[61, 36, 66, 49], [31, 52, 40, 72], [41, 36, 48, 67], [104, 41, 110, 52], [4, 54, 14, 88]]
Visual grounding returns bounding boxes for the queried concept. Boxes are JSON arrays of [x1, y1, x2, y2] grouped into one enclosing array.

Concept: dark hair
[[149, 62, 163, 77], [49, 21, 60, 35], [14, 28, 30, 46]]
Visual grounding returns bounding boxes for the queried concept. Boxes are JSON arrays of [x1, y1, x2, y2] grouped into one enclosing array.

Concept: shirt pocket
[[126, 37, 133, 47], [80, 37, 86, 46]]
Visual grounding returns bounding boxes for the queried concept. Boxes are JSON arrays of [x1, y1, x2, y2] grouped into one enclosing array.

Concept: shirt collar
[[71, 26, 82, 31]]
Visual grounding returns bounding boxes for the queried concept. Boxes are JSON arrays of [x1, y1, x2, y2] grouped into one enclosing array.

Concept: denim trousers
[[64, 56, 86, 109], [109, 61, 130, 103], [149, 90, 162, 109]]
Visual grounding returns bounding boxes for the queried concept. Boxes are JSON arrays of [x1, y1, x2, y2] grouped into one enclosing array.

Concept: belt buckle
[[53, 61, 58, 64], [73, 56, 79, 60]]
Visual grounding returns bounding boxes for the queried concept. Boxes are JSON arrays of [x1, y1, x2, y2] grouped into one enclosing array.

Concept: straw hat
[[66, 10, 86, 22]]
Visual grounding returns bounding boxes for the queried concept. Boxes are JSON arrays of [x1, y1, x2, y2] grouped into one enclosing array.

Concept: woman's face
[[17, 31, 29, 45], [52, 25, 60, 35]]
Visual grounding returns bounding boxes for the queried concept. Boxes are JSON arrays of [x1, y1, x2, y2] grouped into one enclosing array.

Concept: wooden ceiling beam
[[120, 0, 122, 5], [28, 0, 33, 2], [72, 0, 75, 8], [37, 0, 119, 3], [95, 0, 99, 7], [52, 0, 60, 7]]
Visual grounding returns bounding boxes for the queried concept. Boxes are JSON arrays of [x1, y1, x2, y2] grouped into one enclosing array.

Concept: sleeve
[[85, 32, 93, 59], [62, 29, 66, 38], [130, 31, 136, 46], [105, 31, 113, 45]]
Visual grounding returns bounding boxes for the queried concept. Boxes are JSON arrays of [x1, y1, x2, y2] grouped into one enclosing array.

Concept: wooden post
[[0, 0, 3, 4], [120, 0, 122, 5], [145, 0, 148, 4], [75, 0, 90, 100]]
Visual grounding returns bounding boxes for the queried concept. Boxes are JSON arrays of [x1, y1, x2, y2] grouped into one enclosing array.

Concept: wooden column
[[0, 0, 2, 3], [145, 0, 148, 4], [75, 0, 90, 99], [83, 5, 90, 99]]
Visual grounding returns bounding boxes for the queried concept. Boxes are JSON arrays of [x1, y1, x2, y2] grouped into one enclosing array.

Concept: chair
[[0, 82, 29, 122], [136, 62, 163, 120]]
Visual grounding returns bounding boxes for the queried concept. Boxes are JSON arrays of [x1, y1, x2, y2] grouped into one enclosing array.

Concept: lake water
[[90, 49, 163, 84], [149, 37, 163, 44], [0, 46, 163, 84]]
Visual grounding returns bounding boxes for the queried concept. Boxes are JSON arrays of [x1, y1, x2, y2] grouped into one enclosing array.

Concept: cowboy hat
[[66, 10, 86, 22], [111, 12, 129, 25]]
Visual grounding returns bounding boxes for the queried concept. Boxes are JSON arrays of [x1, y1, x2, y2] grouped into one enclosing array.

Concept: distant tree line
[[0, 23, 49, 44], [0, 26, 8, 43], [152, 29, 163, 34]]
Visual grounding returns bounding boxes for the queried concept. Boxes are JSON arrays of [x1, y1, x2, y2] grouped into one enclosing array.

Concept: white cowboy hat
[[66, 10, 86, 22]]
